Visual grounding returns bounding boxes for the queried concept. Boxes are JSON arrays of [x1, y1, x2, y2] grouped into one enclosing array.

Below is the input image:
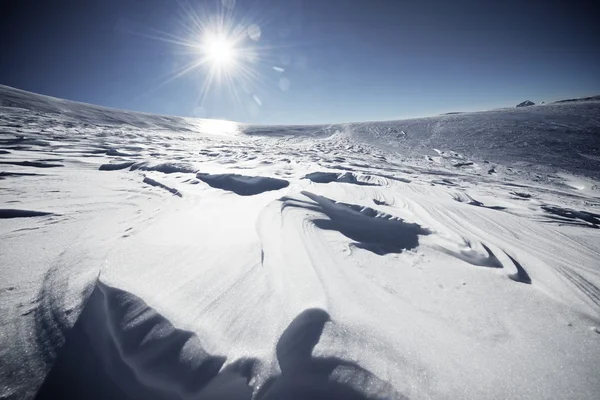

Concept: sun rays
[[134, 0, 270, 118]]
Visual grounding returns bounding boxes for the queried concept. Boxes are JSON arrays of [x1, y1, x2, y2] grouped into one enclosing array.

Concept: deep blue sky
[[1, 0, 599, 124]]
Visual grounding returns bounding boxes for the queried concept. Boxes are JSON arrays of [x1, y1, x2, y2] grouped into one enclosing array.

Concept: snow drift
[[1, 84, 600, 400]]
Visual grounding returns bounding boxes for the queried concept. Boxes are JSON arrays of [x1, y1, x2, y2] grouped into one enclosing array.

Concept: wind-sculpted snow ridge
[[281, 192, 431, 255], [34, 279, 399, 400], [540, 205, 600, 229], [451, 192, 507, 211], [196, 173, 290, 196], [257, 308, 404, 400], [142, 176, 183, 197], [131, 162, 198, 175], [506, 254, 532, 284], [434, 241, 504, 269], [0, 160, 63, 168], [0, 209, 54, 219], [2, 85, 600, 400], [99, 162, 197, 174], [35, 280, 245, 400], [0, 171, 45, 178], [304, 171, 382, 186], [99, 161, 136, 171]]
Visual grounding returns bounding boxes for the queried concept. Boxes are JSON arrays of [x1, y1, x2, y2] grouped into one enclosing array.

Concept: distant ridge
[[553, 95, 600, 104], [516, 100, 535, 108]]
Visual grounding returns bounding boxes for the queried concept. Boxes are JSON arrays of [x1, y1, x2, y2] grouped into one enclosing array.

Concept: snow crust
[[1, 84, 600, 399]]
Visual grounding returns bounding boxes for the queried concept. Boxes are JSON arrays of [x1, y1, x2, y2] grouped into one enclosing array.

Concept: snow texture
[[1, 84, 600, 400]]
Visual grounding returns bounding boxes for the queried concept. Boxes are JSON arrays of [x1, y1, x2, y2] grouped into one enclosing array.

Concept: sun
[[204, 34, 236, 66], [142, 0, 269, 115]]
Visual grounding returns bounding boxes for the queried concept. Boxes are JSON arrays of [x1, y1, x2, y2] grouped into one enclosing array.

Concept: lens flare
[[131, 0, 277, 118]]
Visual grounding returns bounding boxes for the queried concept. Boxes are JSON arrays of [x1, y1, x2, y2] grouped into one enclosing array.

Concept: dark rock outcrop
[[516, 100, 535, 108]]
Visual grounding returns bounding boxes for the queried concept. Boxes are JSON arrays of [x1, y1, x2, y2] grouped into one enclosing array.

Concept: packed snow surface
[[1, 84, 600, 399]]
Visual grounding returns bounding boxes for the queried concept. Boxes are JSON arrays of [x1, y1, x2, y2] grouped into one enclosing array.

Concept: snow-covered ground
[[1, 84, 599, 399]]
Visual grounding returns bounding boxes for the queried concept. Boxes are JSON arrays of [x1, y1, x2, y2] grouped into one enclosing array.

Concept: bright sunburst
[[204, 34, 235, 66], [137, 0, 271, 117]]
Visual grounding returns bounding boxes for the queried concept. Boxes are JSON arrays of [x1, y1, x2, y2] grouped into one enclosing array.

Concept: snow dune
[[1, 84, 600, 399], [36, 279, 248, 400], [36, 279, 397, 400]]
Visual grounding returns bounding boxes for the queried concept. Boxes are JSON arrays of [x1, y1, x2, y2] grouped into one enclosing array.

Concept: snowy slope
[[1, 84, 600, 400]]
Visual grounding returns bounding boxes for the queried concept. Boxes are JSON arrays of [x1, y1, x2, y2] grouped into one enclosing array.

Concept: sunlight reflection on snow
[[196, 119, 241, 136]]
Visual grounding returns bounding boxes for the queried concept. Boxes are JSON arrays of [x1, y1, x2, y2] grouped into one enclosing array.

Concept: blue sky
[[1, 0, 599, 124]]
